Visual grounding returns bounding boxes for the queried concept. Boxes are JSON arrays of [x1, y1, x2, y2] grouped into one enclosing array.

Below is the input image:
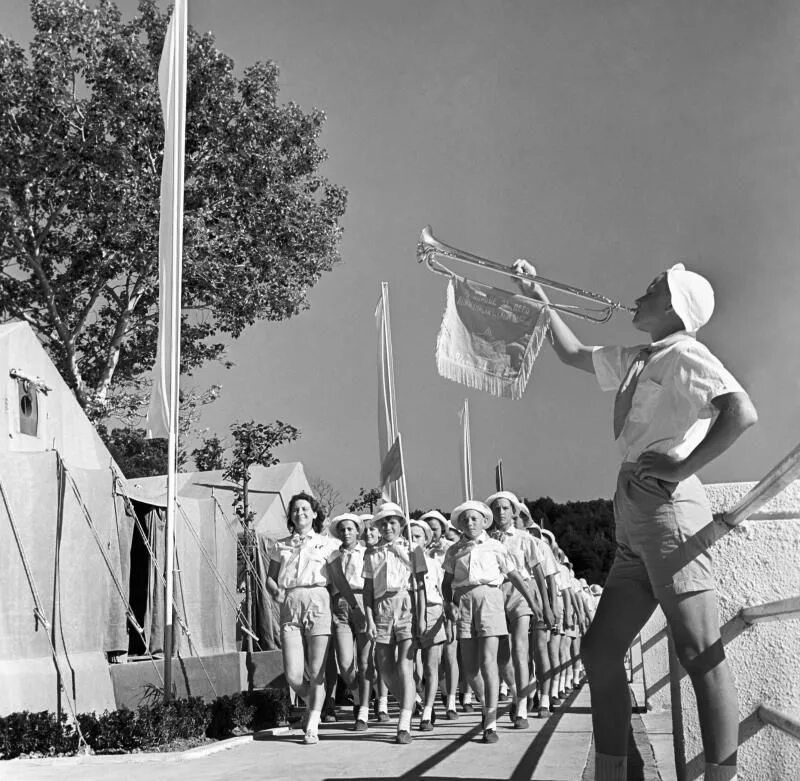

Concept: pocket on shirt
[[628, 378, 664, 423]]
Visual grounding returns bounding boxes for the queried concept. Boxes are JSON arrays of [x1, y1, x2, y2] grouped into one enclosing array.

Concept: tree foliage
[[0, 0, 347, 417], [523, 496, 616, 585], [307, 474, 341, 517], [347, 487, 383, 514]]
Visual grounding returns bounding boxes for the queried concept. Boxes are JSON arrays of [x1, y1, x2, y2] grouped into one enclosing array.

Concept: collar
[[291, 529, 317, 544], [494, 525, 517, 538], [648, 330, 695, 351]]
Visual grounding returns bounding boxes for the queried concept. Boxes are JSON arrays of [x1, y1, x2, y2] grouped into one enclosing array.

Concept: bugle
[[417, 225, 634, 323]]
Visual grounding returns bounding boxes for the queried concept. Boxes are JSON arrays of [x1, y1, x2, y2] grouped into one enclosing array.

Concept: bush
[[1, 689, 290, 759], [0, 711, 78, 759]]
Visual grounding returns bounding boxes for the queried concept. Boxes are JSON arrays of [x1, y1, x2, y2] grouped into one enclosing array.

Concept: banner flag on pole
[[376, 283, 409, 511], [458, 398, 473, 501], [495, 458, 504, 491], [145, 0, 187, 701], [435, 276, 550, 400], [146, 0, 187, 439]]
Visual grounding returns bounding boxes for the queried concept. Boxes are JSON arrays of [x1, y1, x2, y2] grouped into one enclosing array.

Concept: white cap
[[451, 500, 492, 530], [328, 513, 363, 537], [485, 491, 519, 508], [372, 502, 407, 526], [666, 263, 715, 333]]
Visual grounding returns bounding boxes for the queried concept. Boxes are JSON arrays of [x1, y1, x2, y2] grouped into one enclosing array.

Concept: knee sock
[[398, 708, 412, 732], [595, 753, 627, 781], [704, 764, 737, 781]]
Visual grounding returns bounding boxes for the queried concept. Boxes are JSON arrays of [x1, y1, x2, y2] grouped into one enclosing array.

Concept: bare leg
[[660, 590, 738, 767], [581, 581, 657, 756], [479, 636, 501, 730], [530, 627, 551, 712], [281, 629, 310, 702], [511, 616, 533, 708], [421, 643, 442, 724]]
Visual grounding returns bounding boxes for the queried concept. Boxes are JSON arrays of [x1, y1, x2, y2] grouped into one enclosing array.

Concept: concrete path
[[2, 685, 666, 781]]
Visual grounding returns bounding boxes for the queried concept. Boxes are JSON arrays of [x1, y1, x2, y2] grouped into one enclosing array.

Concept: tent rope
[[58, 455, 163, 687], [111, 471, 218, 698], [211, 495, 273, 605], [0, 473, 89, 753], [176, 500, 260, 645]]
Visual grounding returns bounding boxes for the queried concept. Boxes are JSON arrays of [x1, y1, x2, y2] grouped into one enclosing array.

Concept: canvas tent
[[0, 321, 242, 715], [125, 462, 313, 651], [0, 321, 132, 715]]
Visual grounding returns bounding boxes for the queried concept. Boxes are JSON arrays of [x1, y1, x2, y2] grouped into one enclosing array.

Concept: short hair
[[286, 492, 325, 534]]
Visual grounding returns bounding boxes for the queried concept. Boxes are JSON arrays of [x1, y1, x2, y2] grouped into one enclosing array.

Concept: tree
[[0, 0, 347, 418], [348, 487, 383, 514], [97, 422, 181, 477], [191, 434, 226, 472], [307, 474, 341, 517]]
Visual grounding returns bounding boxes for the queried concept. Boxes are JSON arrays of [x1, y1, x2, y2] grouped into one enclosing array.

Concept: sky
[[4, 0, 800, 512]]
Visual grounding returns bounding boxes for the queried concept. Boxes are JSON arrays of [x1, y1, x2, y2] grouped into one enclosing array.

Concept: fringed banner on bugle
[[436, 276, 550, 400]]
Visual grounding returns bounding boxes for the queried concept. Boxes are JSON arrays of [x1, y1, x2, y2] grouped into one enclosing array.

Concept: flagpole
[[162, 0, 187, 701], [459, 398, 473, 501]]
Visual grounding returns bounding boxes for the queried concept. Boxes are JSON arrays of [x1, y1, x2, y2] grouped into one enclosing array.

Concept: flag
[[435, 276, 550, 400], [495, 459, 504, 491], [380, 433, 404, 488], [458, 398, 473, 501], [376, 283, 408, 510], [146, 1, 187, 438]]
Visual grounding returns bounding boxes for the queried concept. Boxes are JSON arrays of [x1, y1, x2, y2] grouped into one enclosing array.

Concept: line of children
[[270, 491, 600, 746]]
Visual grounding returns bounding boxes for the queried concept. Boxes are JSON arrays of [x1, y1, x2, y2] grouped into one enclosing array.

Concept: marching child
[[328, 513, 372, 731], [363, 502, 426, 744], [361, 515, 391, 724], [485, 491, 554, 729], [420, 510, 460, 720], [408, 519, 447, 730], [442, 501, 541, 744]]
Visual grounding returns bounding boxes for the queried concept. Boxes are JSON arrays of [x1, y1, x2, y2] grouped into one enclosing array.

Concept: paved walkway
[[2, 686, 667, 781]]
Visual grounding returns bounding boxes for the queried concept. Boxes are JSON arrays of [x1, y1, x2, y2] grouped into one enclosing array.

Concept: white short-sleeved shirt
[[363, 539, 413, 598], [443, 532, 515, 589], [421, 553, 444, 606], [555, 563, 571, 593], [591, 331, 744, 464], [269, 530, 339, 590], [532, 536, 559, 578], [328, 543, 366, 594], [493, 526, 543, 579], [427, 537, 453, 562]]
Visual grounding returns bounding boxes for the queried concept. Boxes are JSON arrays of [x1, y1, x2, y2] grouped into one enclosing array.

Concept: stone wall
[[640, 480, 800, 781]]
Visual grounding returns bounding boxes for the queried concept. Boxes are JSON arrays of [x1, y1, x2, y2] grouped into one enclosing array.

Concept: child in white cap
[[442, 500, 541, 744], [520, 510, 561, 717], [513, 259, 757, 781], [485, 490, 554, 729], [419, 510, 460, 719], [363, 502, 426, 744], [360, 515, 391, 724], [408, 519, 447, 731], [328, 513, 372, 730]]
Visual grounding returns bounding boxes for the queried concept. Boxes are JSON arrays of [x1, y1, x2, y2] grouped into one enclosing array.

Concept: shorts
[[374, 590, 414, 645], [332, 592, 367, 636], [418, 603, 446, 648], [501, 579, 536, 624], [454, 584, 507, 639], [607, 464, 715, 598], [280, 586, 332, 637]]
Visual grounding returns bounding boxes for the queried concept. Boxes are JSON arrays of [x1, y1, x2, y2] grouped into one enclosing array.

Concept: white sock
[[447, 694, 457, 711], [352, 690, 360, 706], [422, 705, 432, 721], [484, 718, 497, 731], [415, 692, 423, 705], [499, 681, 508, 695], [398, 708, 412, 732], [540, 694, 550, 709], [704, 764, 737, 781], [357, 705, 369, 723], [463, 690, 473, 704], [516, 702, 528, 720], [595, 753, 627, 781], [378, 695, 388, 713], [306, 710, 321, 734]]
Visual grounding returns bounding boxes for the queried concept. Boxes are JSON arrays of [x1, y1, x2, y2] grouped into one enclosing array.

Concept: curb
[[5, 735, 254, 767]]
